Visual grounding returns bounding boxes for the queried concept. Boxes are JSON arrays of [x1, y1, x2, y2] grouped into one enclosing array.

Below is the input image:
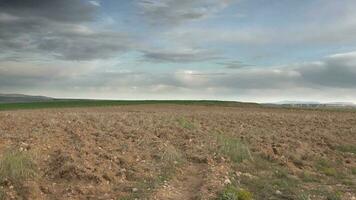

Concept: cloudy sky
[[1, 0, 356, 102]]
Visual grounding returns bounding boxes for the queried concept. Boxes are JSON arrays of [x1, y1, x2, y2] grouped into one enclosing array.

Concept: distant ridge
[[267, 101, 356, 108], [0, 93, 53, 103]]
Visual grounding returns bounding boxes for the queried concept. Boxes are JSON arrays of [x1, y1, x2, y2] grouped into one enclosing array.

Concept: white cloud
[[136, 0, 232, 25], [89, 1, 101, 7]]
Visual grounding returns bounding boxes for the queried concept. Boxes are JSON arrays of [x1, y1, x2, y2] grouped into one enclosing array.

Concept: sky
[[1, 0, 356, 103]]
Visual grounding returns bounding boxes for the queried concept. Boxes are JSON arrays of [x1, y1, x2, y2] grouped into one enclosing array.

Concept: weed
[[120, 161, 180, 200], [300, 171, 319, 183], [250, 154, 274, 171], [217, 185, 253, 200], [271, 169, 299, 193], [322, 167, 337, 176], [335, 145, 356, 154], [341, 179, 354, 186], [177, 117, 195, 129], [0, 189, 4, 200], [237, 189, 253, 200], [315, 159, 340, 177], [216, 134, 252, 163], [120, 143, 183, 200], [239, 156, 300, 199], [274, 168, 289, 179], [351, 167, 356, 175], [0, 149, 36, 185], [160, 143, 183, 166], [326, 191, 342, 200], [298, 193, 310, 200]]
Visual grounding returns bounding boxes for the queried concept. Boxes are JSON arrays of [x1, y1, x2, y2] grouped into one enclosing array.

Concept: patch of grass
[[0, 100, 258, 111], [216, 134, 252, 164], [242, 175, 299, 199], [297, 193, 310, 200], [271, 169, 299, 192], [120, 143, 183, 200], [160, 143, 183, 166], [326, 191, 342, 200], [249, 154, 274, 172], [351, 167, 356, 175], [177, 117, 195, 129], [341, 179, 354, 186], [0, 149, 36, 185], [315, 159, 340, 177], [217, 185, 253, 200], [322, 167, 338, 177], [120, 161, 181, 200], [335, 145, 356, 154], [299, 171, 320, 183], [237, 189, 253, 200], [0, 189, 4, 200], [238, 155, 300, 199]]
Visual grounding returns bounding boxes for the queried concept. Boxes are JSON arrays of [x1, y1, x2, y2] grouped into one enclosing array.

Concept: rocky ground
[[0, 105, 355, 200]]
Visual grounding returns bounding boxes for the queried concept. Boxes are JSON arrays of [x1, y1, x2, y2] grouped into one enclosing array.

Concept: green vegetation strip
[[0, 100, 258, 111]]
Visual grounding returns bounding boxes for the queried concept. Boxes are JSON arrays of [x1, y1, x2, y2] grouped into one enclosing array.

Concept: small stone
[[132, 188, 138, 192], [235, 171, 242, 177], [224, 178, 231, 185], [275, 190, 282, 195]]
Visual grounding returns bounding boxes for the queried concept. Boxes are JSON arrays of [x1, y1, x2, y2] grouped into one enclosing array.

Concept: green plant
[[177, 117, 195, 129], [0, 149, 36, 185], [217, 134, 252, 163], [237, 189, 253, 200], [316, 159, 339, 177], [351, 167, 356, 175], [326, 191, 342, 200], [0, 189, 4, 200], [300, 171, 319, 183], [322, 167, 337, 177], [217, 185, 252, 200], [239, 160, 300, 199], [335, 145, 356, 154], [298, 193, 310, 200]]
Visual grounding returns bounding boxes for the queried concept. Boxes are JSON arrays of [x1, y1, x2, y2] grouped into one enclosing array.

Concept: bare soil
[[0, 105, 355, 199]]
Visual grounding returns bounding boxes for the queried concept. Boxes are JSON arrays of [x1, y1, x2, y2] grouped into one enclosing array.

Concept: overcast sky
[[1, 0, 356, 102]]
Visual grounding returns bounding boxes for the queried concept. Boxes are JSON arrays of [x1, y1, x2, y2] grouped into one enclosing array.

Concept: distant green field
[[0, 100, 258, 111]]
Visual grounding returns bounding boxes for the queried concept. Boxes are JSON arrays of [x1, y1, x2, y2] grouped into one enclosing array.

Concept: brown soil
[[0, 105, 355, 200], [153, 163, 206, 200]]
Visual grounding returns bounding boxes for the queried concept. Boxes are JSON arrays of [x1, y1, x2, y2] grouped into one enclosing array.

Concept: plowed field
[[0, 105, 355, 200]]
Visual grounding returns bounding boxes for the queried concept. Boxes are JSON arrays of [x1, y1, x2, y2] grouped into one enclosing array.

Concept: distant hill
[[266, 101, 356, 108], [274, 101, 321, 105], [0, 94, 53, 103]]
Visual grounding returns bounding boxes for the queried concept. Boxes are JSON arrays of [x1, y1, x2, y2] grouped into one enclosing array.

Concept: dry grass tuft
[[0, 149, 36, 185], [216, 134, 253, 163]]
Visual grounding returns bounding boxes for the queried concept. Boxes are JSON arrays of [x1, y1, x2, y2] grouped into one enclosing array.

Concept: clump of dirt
[[45, 150, 100, 183]]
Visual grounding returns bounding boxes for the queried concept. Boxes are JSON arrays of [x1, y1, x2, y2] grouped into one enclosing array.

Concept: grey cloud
[[0, 0, 96, 22], [218, 61, 254, 69], [38, 31, 133, 61], [175, 52, 356, 90], [0, 0, 132, 61], [142, 49, 221, 62], [0, 0, 95, 40], [298, 54, 356, 88], [137, 0, 230, 25]]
